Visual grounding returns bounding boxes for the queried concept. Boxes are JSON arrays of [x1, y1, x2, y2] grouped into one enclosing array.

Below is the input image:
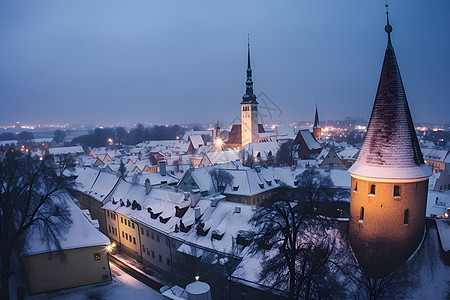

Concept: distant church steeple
[[348, 3, 431, 279], [241, 35, 259, 146], [313, 104, 321, 140]]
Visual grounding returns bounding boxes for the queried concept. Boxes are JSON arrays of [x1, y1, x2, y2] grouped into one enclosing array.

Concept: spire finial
[[247, 34, 251, 69], [384, 0, 392, 37]]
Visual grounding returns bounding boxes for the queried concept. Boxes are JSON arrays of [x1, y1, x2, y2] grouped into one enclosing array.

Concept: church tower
[[241, 38, 259, 146], [215, 118, 221, 140], [348, 6, 431, 278], [313, 104, 321, 140]]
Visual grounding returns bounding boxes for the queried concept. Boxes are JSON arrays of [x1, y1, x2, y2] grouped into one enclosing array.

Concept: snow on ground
[[28, 264, 162, 300]]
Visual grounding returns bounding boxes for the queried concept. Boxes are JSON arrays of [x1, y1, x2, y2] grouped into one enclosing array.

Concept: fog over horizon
[[1, 0, 449, 126]]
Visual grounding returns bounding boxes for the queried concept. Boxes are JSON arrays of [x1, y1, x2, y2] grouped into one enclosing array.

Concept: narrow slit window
[[354, 182, 358, 192], [369, 184, 376, 195], [360, 207, 364, 221], [394, 185, 400, 197], [404, 209, 409, 225]]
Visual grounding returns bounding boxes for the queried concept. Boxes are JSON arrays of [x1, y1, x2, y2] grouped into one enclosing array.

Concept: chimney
[[159, 160, 167, 176], [183, 192, 190, 201], [145, 178, 152, 194], [210, 194, 225, 207], [194, 207, 201, 219], [255, 165, 261, 173], [160, 180, 168, 189], [190, 189, 201, 208]]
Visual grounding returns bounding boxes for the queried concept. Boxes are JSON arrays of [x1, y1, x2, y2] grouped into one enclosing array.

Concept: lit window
[[394, 185, 400, 197], [94, 253, 101, 261]]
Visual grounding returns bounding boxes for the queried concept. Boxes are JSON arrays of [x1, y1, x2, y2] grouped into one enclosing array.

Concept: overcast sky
[[0, 0, 449, 127]]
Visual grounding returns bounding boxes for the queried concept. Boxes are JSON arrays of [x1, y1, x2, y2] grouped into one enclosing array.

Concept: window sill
[[368, 193, 375, 197], [358, 220, 364, 223]]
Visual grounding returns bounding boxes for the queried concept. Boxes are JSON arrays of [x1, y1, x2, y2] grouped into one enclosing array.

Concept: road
[[108, 254, 164, 291]]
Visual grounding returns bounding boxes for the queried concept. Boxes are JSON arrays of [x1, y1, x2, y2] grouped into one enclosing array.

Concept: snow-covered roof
[[426, 191, 450, 217], [422, 149, 449, 162], [189, 135, 204, 149], [103, 181, 190, 235], [86, 170, 121, 202], [49, 146, 84, 155], [275, 126, 296, 140], [338, 147, 360, 160], [298, 130, 321, 150], [173, 199, 254, 255], [124, 172, 179, 186], [202, 149, 240, 166], [22, 193, 110, 256], [182, 130, 213, 141], [240, 141, 279, 160]]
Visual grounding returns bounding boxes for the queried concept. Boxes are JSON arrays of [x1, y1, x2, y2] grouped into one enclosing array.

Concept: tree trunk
[[1, 252, 11, 300], [289, 263, 296, 300]]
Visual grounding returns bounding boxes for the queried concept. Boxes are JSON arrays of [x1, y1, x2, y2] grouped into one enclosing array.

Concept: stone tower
[[348, 7, 431, 278], [241, 38, 259, 146], [313, 105, 321, 140]]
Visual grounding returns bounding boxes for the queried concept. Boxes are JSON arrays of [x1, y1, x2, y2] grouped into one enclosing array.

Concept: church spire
[[242, 35, 257, 103], [313, 104, 320, 128]]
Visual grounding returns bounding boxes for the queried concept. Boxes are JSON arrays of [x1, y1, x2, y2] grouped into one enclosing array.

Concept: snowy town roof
[[349, 26, 431, 180], [296, 129, 321, 150], [275, 126, 296, 140], [422, 148, 449, 163], [173, 198, 254, 256], [125, 172, 179, 186], [240, 141, 279, 160], [103, 180, 192, 235], [201, 149, 240, 166], [49, 146, 84, 155], [182, 130, 213, 141], [22, 193, 110, 256]]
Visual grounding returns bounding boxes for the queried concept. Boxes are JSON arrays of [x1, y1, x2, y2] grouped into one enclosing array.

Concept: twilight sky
[[0, 0, 449, 126]]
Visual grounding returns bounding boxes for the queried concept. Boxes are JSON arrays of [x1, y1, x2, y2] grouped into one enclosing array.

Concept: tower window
[[369, 184, 376, 195], [404, 209, 409, 225], [360, 207, 364, 221], [394, 185, 400, 197], [353, 182, 358, 192]]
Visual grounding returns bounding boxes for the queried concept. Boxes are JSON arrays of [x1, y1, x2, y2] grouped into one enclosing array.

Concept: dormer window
[[233, 186, 239, 191]]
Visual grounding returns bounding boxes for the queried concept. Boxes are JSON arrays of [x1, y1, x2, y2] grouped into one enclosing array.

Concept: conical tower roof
[[313, 105, 320, 128], [349, 13, 431, 180]]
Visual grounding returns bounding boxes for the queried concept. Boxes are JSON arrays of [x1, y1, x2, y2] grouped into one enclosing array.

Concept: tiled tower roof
[[349, 16, 431, 180]]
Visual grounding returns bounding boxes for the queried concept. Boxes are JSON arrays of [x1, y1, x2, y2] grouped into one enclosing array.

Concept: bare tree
[[244, 169, 343, 300], [209, 169, 233, 194], [0, 151, 73, 300], [276, 139, 295, 166]]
